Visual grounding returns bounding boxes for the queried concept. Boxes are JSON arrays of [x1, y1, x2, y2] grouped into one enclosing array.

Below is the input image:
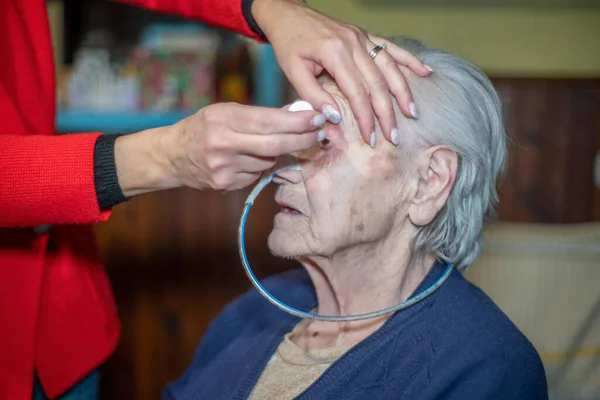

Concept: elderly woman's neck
[[305, 247, 434, 316], [294, 234, 436, 349]]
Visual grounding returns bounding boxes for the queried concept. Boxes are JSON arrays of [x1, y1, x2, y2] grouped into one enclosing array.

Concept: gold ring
[[368, 44, 387, 60]]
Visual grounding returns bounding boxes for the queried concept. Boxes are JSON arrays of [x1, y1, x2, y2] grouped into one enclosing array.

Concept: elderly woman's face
[[268, 79, 410, 258]]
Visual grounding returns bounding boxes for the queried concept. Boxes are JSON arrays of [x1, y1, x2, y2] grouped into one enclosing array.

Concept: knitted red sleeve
[[117, 0, 265, 41], [0, 134, 111, 227]]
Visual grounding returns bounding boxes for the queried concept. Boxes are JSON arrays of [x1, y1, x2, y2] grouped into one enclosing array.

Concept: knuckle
[[384, 103, 397, 116], [201, 107, 221, 126], [205, 156, 223, 174], [204, 135, 219, 153], [325, 37, 347, 55], [345, 25, 364, 42], [382, 55, 399, 71], [350, 84, 370, 100], [205, 133, 229, 153], [392, 84, 412, 101], [256, 117, 275, 135], [262, 136, 282, 156], [370, 77, 389, 93]]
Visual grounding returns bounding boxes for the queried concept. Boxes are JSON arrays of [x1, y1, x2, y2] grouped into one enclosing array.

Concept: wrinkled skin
[[268, 78, 411, 260]]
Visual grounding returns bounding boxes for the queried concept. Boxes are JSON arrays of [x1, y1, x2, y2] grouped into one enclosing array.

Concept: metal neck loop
[[238, 170, 454, 322]]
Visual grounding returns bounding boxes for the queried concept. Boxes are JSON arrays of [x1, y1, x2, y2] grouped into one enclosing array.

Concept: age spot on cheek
[[328, 199, 336, 212], [349, 203, 365, 233], [312, 153, 330, 169], [312, 146, 343, 169]]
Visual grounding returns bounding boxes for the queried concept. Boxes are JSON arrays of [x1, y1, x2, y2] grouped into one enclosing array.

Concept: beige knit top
[[248, 333, 352, 399]]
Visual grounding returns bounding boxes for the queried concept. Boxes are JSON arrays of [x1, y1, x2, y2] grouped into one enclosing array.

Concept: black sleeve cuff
[[242, 0, 267, 41], [94, 134, 129, 210]]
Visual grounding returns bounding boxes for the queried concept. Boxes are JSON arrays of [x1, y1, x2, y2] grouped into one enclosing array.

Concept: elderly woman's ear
[[408, 146, 458, 226]]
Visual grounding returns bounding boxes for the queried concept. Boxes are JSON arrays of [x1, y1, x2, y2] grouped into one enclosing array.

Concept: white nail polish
[[391, 128, 399, 145], [370, 132, 376, 148], [424, 64, 434, 72], [323, 105, 342, 124], [409, 103, 419, 119], [312, 114, 326, 127], [288, 164, 302, 171], [318, 130, 327, 142]]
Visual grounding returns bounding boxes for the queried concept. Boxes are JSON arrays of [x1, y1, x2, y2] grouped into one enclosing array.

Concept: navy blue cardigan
[[165, 262, 548, 399]]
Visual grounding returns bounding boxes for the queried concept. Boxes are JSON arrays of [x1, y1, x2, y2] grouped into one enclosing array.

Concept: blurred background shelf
[[52, 0, 285, 135], [56, 109, 195, 133]]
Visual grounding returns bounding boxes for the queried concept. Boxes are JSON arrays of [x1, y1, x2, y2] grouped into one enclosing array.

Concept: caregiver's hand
[[114, 102, 325, 195], [252, 0, 432, 146]]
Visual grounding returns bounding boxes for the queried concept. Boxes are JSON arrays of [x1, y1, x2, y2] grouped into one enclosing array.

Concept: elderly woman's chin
[[267, 227, 304, 259]]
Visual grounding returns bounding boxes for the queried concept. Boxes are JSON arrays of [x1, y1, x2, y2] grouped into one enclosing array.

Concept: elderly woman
[[164, 38, 548, 400]]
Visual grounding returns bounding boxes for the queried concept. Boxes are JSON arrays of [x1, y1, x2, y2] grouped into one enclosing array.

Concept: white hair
[[390, 37, 508, 271]]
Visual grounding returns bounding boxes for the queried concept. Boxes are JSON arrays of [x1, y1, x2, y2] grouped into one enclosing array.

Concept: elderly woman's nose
[[274, 166, 303, 184]]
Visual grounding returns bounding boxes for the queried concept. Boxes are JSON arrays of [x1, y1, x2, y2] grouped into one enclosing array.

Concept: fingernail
[[370, 132, 376, 148], [312, 113, 326, 127], [323, 105, 342, 124], [391, 128, 399, 145], [409, 103, 419, 119], [424, 64, 434, 72], [318, 130, 327, 142], [288, 164, 302, 171]]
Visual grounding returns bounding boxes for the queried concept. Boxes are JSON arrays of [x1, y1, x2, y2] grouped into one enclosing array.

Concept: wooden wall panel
[[493, 79, 599, 222], [95, 78, 600, 399]]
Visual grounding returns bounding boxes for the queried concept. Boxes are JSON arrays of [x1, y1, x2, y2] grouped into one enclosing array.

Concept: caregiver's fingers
[[355, 44, 398, 145], [234, 131, 323, 158], [236, 155, 278, 173], [325, 52, 377, 145], [285, 61, 343, 125], [369, 36, 432, 120], [371, 36, 432, 77], [367, 42, 416, 122], [228, 103, 327, 136]]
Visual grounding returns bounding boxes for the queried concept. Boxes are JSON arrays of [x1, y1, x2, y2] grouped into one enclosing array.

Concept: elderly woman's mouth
[[276, 201, 303, 216]]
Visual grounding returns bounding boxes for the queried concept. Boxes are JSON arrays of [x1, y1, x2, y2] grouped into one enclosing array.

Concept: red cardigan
[[0, 0, 261, 398]]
